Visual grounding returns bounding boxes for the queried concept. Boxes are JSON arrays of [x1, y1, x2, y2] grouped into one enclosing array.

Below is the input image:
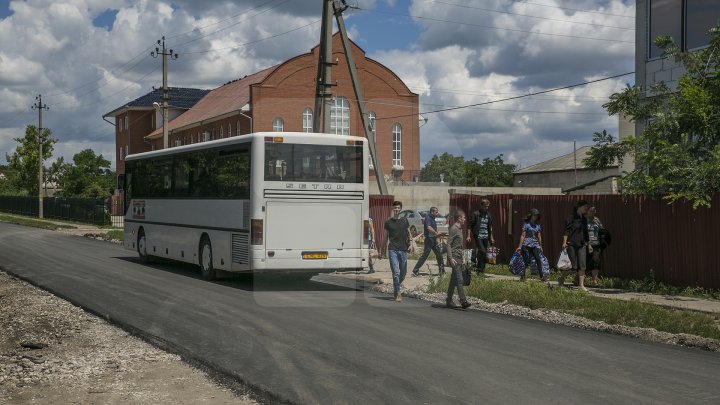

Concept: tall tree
[[5, 125, 56, 196], [419, 153, 515, 187], [585, 27, 720, 207], [59, 149, 115, 198]]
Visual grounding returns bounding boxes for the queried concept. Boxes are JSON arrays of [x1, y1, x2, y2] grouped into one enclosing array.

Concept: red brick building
[[110, 33, 420, 181]]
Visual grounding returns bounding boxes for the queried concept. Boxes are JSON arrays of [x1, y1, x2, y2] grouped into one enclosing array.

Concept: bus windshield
[[264, 143, 363, 183]]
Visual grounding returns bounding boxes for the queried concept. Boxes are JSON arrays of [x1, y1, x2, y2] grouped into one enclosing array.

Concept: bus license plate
[[302, 252, 328, 260]]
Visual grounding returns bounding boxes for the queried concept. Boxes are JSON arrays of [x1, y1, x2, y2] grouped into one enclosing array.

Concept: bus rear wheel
[[138, 229, 151, 264], [199, 237, 216, 280]]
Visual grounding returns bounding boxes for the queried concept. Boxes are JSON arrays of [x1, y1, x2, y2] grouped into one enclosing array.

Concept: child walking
[[515, 208, 546, 282]]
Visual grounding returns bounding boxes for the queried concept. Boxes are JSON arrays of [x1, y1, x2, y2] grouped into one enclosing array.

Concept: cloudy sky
[[0, 0, 635, 169]]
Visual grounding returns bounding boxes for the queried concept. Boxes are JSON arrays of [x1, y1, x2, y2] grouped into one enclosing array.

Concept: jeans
[[413, 237, 444, 274], [388, 250, 408, 294], [446, 259, 468, 305]]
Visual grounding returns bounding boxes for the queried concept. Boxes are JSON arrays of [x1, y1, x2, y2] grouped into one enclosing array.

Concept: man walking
[[412, 207, 445, 276], [467, 199, 495, 275], [382, 201, 412, 302]]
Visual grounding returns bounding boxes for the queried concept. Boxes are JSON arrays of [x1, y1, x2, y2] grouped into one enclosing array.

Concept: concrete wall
[[512, 168, 620, 191], [369, 183, 562, 213]]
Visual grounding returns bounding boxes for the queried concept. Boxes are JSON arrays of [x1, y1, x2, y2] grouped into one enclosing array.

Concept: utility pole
[[32, 95, 49, 219], [573, 140, 578, 186], [334, 0, 388, 194], [313, 0, 334, 133], [151, 36, 178, 149]]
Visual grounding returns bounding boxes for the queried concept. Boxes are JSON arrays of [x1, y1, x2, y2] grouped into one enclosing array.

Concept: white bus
[[122, 132, 370, 279]]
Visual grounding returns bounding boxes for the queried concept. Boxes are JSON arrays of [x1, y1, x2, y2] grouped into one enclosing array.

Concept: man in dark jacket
[[467, 199, 495, 275]]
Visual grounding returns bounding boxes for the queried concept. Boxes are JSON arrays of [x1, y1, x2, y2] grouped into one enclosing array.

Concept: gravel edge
[[370, 284, 720, 352]]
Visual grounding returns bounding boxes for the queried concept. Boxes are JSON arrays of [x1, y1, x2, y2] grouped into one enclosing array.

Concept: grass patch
[[0, 213, 76, 230], [481, 264, 720, 301], [427, 276, 720, 340], [106, 229, 124, 241]]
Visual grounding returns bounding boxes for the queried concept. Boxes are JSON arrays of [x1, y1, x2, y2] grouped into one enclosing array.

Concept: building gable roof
[[103, 87, 210, 118], [514, 146, 618, 174], [146, 65, 278, 138]]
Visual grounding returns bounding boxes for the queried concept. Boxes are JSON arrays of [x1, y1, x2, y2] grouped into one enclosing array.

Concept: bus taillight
[[363, 220, 369, 246], [251, 219, 263, 245]]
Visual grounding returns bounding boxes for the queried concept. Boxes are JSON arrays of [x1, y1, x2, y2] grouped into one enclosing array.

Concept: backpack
[[599, 228, 612, 249]]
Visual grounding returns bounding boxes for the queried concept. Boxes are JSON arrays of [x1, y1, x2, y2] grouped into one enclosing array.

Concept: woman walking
[[446, 210, 471, 309], [560, 200, 591, 291], [586, 206, 604, 287], [515, 208, 546, 282]]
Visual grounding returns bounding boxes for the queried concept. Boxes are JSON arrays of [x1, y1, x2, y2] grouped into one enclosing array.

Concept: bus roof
[[125, 132, 366, 161]]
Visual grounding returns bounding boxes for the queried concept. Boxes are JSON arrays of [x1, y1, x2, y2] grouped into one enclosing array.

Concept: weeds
[[427, 276, 720, 339], [0, 213, 76, 230]]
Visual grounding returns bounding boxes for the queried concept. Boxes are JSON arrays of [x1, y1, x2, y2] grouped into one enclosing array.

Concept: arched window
[[237, 120, 241, 136], [272, 117, 284, 132], [392, 123, 402, 167], [302, 108, 313, 133], [220, 126, 224, 138], [330, 96, 350, 135], [228, 123, 232, 137]]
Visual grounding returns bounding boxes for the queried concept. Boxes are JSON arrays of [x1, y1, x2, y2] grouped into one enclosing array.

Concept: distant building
[[141, 33, 420, 182], [103, 87, 211, 175], [513, 147, 621, 194]]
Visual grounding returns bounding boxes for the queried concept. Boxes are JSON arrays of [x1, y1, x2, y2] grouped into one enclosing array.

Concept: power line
[[377, 71, 634, 120], [421, 0, 634, 30], [166, 0, 281, 40], [355, 7, 634, 44]]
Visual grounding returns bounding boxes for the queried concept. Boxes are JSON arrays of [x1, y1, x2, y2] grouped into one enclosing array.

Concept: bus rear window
[[265, 143, 363, 183]]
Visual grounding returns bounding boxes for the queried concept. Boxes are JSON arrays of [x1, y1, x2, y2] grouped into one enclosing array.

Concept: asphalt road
[[1, 222, 719, 404]]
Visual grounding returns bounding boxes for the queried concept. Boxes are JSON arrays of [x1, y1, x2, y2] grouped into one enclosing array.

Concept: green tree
[[419, 152, 465, 185], [419, 153, 515, 186], [59, 149, 116, 198], [586, 26, 720, 207], [463, 155, 516, 187], [5, 125, 56, 196]]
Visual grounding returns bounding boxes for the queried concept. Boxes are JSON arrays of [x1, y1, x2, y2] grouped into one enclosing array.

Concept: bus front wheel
[[138, 229, 151, 264], [199, 237, 216, 280]]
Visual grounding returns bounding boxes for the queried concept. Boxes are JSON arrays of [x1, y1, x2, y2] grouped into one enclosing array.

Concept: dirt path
[[0, 271, 256, 404]]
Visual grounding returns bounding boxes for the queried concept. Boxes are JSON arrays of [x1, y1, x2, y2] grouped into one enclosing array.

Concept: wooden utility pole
[[313, 0, 334, 133], [333, 1, 388, 194], [152, 37, 178, 149], [32, 94, 48, 219]]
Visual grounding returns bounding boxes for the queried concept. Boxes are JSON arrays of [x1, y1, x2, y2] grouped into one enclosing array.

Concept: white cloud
[[0, 0, 636, 172]]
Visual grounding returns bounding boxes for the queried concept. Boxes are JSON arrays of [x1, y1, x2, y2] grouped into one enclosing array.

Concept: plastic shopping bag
[[486, 246, 499, 265], [556, 249, 572, 270], [509, 251, 526, 275]]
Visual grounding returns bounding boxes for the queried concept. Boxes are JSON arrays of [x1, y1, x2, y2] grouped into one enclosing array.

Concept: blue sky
[[0, 0, 636, 169]]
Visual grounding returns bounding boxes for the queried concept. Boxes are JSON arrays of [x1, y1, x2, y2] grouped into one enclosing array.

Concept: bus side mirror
[[117, 174, 125, 191]]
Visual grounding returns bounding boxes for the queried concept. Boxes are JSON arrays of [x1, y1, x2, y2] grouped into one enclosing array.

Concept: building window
[[220, 126, 224, 139], [228, 123, 232, 137], [119, 117, 123, 131], [330, 97, 350, 135], [119, 147, 123, 161], [125, 115, 129, 131], [272, 117, 284, 132], [237, 120, 241, 136], [686, 0, 720, 50], [392, 123, 402, 167], [649, 0, 683, 58], [175, 139, 182, 147], [302, 108, 313, 133], [125, 145, 128, 157]]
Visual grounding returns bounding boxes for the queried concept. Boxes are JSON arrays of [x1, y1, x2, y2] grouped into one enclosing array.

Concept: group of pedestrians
[[374, 198, 607, 307]]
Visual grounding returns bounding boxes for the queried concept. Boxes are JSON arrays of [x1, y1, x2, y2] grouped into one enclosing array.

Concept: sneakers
[[461, 301, 471, 309], [395, 292, 402, 302]]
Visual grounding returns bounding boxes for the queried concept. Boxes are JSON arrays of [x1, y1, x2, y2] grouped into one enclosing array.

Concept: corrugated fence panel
[[451, 192, 720, 289], [369, 194, 395, 247]]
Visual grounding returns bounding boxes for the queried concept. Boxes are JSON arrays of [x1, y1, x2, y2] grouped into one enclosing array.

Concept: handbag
[[557, 249, 572, 270], [509, 251, 526, 275], [529, 254, 550, 277]]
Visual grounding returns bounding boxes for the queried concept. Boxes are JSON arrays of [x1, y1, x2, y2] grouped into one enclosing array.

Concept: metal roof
[[145, 65, 278, 139], [102, 87, 211, 118], [514, 146, 618, 174]]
